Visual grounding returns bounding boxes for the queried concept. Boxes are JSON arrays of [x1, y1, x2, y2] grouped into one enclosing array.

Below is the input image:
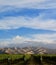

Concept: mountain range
[[0, 46, 56, 54]]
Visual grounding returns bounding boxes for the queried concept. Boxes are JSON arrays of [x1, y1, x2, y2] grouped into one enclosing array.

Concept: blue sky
[[0, 0, 56, 47]]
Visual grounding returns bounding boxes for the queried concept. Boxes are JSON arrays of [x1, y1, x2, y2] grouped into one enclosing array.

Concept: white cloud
[[31, 33, 56, 44], [0, 0, 45, 6], [0, 0, 47, 5], [0, 17, 26, 29], [0, 0, 56, 9], [12, 35, 31, 43], [0, 0, 56, 47], [0, 16, 56, 31], [0, 35, 32, 47], [0, 33, 56, 47]]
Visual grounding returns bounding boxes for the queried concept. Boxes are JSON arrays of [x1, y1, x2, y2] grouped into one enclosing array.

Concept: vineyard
[[0, 54, 56, 65]]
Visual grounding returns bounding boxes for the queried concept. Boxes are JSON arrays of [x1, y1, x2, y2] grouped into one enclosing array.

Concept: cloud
[[0, 33, 56, 47], [0, 35, 31, 47], [0, 0, 56, 9], [0, 7, 56, 30], [12, 35, 30, 43], [0, 8, 56, 19], [31, 33, 56, 44], [0, 0, 56, 47], [0, 16, 56, 31]]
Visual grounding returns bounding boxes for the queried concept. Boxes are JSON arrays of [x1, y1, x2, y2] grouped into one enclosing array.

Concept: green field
[[0, 54, 56, 65]]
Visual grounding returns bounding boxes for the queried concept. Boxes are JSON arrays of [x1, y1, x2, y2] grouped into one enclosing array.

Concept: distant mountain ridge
[[0, 46, 56, 54]]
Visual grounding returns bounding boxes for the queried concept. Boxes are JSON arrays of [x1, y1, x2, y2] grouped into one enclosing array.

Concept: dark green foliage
[[0, 54, 56, 65]]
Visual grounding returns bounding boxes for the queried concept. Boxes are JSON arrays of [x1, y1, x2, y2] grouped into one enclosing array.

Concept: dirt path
[[26, 55, 40, 65]]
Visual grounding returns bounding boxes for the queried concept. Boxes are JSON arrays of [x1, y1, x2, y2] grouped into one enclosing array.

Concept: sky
[[0, 0, 56, 47]]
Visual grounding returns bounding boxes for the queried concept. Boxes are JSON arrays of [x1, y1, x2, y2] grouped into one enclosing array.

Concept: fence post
[[40, 55, 43, 65], [7, 57, 11, 65]]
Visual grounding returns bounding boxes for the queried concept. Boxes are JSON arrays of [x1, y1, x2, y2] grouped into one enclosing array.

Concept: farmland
[[0, 54, 56, 65]]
